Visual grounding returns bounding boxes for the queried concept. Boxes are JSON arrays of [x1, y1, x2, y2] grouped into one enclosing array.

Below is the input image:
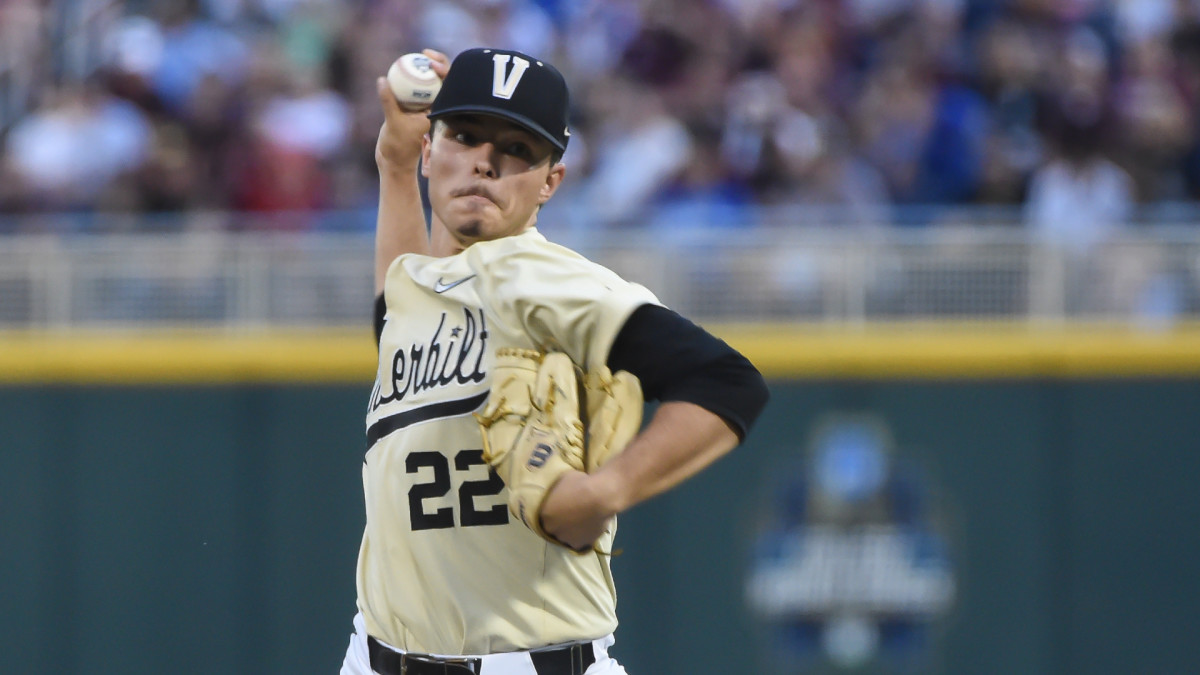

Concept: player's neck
[[429, 218, 466, 257]]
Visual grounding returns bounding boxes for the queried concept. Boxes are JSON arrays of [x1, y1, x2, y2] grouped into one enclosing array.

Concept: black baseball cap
[[429, 48, 570, 152]]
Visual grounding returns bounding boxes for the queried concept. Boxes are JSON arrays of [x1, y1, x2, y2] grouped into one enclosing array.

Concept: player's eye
[[504, 142, 533, 160], [452, 130, 477, 145]]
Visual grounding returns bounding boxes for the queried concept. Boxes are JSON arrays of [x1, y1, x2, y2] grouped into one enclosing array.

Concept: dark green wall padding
[[3, 380, 1198, 674]]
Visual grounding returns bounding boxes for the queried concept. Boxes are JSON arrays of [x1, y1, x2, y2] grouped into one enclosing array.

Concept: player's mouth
[[453, 185, 498, 206]]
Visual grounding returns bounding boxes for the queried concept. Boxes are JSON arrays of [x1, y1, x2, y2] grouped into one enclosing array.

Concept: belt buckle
[[401, 653, 480, 675]]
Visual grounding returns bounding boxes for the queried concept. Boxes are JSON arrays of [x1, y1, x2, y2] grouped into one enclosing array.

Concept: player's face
[[422, 115, 565, 247]]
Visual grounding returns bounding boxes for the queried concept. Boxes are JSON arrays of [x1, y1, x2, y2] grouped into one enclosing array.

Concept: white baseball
[[386, 53, 441, 110]]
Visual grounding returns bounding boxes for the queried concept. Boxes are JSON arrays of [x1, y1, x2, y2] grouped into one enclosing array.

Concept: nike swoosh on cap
[[434, 275, 477, 293]]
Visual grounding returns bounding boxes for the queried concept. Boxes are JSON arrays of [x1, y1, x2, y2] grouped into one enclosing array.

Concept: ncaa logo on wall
[[746, 414, 957, 672]]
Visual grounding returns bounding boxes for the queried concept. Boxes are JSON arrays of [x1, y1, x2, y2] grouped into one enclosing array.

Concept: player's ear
[[420, 133, 433, 178], [538, 162, 566, 204]]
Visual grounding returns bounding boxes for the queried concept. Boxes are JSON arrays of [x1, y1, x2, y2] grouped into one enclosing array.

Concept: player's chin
[[449, 213, 519, 243], [447, 217, 509, 245], [453, 219, 485, 240], [447, 205, 496, 233]]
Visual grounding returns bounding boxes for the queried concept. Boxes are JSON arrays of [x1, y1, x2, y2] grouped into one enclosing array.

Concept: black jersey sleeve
[[606, 304, 769, 441]]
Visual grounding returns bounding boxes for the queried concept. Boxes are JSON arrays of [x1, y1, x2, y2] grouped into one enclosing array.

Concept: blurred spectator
[[1024, 147, 1134, 254], [975, 17, 1046, 203], [254, 68, 349, 161], [1112, 35, 1194, 201], [580, 64, 694, 225], [1177, 18, 1200, 199], [428, 0, 559, 59], [855, 60, 937, 203], [134, 121, 199, 214], [1024, 83, 1133, 255], [0, 0, 46, 129], [4, 83, 151, 211], [650, 120, 753, 230], [150, 0, 249, 114]]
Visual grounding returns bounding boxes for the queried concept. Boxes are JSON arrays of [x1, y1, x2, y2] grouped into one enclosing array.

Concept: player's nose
[[470, 143, 499, 179]]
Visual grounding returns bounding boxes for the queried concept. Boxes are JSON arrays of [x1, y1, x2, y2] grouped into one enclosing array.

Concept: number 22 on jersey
[[406, 448, 509, 530]]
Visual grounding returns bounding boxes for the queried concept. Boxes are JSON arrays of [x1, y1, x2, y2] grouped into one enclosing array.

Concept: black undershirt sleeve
[[606, 304, 769, 441], [374, 293, 386, 347]]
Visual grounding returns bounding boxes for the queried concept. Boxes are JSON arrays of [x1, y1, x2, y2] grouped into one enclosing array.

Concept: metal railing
[[3, 221, 1200, 330]]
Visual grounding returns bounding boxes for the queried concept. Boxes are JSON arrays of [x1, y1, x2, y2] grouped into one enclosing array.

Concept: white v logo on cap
[[491, 54, 530, 100]]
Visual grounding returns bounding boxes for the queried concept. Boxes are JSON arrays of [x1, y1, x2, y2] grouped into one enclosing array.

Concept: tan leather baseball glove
[[582, 365, 643, 473], [476, 349, 585, 547]]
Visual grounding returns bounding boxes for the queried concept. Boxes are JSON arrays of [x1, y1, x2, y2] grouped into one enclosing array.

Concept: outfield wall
[[2, 325, 1198, 674]]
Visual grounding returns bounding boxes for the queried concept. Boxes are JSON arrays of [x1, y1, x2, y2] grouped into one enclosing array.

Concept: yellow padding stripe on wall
[[0, 330, 376, 384], [715, 322, 1200, 378], [1, 322, 1199, 384]]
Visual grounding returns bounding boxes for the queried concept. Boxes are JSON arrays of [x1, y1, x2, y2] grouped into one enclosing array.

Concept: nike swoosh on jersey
[[434, 275, 477, 293]]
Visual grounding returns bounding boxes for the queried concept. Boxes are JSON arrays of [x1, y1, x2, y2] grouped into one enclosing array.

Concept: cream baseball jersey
[[359, 228, 660, 655]]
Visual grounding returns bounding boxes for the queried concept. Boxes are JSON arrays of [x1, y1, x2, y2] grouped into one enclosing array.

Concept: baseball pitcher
[[340, 47, 769, 675]]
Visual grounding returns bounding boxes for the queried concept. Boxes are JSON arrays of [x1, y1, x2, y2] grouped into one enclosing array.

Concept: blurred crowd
[[1, 0, 1200, 235]]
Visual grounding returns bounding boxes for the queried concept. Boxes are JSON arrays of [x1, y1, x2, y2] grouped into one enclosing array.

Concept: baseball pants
[[341, 612, 628, 675]]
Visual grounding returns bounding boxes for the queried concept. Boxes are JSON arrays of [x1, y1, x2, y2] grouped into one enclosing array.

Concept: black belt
[[367, 636, 596, 675]]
